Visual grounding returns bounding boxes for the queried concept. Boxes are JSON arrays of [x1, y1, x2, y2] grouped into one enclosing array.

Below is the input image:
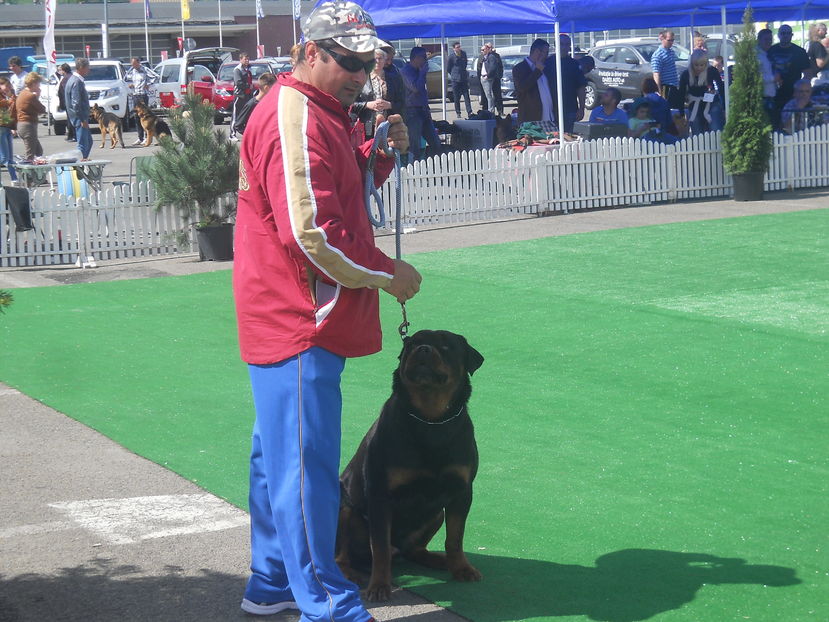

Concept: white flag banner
[[44, 0, 57, 78], [292, 0, 300, 20], [255, 0, 264, 19]]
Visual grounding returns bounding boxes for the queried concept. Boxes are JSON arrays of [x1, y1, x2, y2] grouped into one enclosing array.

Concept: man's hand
[[383, 113, 409, 154], [382, 259, 421, 303]]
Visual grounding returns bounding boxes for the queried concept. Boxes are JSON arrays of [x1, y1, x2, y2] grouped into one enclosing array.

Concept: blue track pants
[[245, 347, 371, 622]]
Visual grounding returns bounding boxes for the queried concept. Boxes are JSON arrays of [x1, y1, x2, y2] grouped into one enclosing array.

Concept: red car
[[213, 59, 287, 123]]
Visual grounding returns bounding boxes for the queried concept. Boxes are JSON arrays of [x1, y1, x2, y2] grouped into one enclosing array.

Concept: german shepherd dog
[[133, 100, 171, 147], [90, 104, 124, 149], [336, 329, 485, 601]]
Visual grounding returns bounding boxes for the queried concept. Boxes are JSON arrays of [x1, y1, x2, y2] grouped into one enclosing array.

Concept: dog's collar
[[406, 404, 465, 425]]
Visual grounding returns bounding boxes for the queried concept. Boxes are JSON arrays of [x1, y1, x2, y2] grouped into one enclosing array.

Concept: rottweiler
[[133, 100, 171, 147], [90, 104, 124, 149], [336, 329, 485, 601]]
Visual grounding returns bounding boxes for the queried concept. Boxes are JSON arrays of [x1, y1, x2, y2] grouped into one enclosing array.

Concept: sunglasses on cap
[[321, 46, 376, 74]]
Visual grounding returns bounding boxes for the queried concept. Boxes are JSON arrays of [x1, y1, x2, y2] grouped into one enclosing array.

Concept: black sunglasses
[[321, 47, 376, 74]]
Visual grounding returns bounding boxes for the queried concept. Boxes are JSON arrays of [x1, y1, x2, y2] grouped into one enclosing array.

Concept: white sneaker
[[241, 599, 299, 615], [132, 138, 144, 146]]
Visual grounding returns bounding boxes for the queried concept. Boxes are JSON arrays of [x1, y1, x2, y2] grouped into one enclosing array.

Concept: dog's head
[[133, 101, 149, 116], [393, 329, 483, 420], [90, 104, 103, 121]]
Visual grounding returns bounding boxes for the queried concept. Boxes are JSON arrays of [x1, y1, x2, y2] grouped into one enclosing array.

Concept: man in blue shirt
[[589, 87, 627, 125], [400, 46, 441, 162], [65, 57, 92, 159], [651, 30, 682, 108]]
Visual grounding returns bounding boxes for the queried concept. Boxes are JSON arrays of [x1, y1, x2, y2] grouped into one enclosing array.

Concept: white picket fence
[[0, 183, 236, 267], [2, 126, 828, 267], [379, 124, 829, 226]]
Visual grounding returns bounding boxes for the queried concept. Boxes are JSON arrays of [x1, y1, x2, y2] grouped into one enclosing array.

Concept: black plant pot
[[196, 223, 234, 261], [732, 172, 765, 202]]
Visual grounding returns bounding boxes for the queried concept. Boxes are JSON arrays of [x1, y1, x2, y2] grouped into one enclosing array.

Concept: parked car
[[498, 54, 527, 101], [703, 34, 737, 66], [151, 47, 236, 116], [585, 38, 691, 107], [213, 57, 288, 123], [37, 58, 129, 136]]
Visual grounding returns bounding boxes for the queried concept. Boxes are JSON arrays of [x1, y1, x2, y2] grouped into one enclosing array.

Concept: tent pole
[[722, 5, 729, 114], [555, 21, 565, 138], [801, 7, 806, 48], [689, 12, 695, 49], [441, 23, 447, 121]]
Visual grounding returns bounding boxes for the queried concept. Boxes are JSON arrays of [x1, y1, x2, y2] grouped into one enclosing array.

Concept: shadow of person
[[393, 548, 801, 622]]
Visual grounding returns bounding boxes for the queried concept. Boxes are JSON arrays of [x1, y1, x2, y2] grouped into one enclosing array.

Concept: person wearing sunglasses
[[232, 1, 420, 621]]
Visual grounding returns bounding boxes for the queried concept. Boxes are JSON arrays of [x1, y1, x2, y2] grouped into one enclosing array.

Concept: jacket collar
[[277, 72, 351, 125]]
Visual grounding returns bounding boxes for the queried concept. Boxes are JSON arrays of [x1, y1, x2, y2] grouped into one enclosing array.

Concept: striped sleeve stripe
[[277, 87, 394, 289]]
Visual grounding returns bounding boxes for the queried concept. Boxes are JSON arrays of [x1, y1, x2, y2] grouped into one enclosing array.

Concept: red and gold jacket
[[233, 72, 396, 364]]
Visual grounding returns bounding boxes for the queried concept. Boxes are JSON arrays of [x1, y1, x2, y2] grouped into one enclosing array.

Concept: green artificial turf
[[1, 210, 827, 621]]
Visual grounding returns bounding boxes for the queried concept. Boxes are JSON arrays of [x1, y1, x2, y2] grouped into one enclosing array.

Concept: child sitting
[[628, 99, 660, 139]]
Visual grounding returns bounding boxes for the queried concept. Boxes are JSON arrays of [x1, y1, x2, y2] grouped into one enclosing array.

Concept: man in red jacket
[[232, 1, 421, 620]]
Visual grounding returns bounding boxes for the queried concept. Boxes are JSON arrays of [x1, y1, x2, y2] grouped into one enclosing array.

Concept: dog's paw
[[364, 581, 393, 602], [451, 563, 482, 582]]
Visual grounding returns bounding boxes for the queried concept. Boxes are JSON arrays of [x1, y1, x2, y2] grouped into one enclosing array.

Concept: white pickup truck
[[37, 58, 130, 136]]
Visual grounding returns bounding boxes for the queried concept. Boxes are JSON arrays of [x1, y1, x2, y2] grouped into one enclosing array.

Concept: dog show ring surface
[[0, 209, 827, 622]]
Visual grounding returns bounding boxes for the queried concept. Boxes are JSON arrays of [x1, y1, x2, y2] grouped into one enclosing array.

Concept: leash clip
[[398, 302, 410, 339]]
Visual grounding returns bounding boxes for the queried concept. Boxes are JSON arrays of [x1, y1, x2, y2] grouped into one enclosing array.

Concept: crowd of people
[[581, 25, 829, 141]]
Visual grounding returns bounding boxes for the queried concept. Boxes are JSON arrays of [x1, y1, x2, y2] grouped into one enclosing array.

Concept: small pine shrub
[[144, 92, 240, 227], [721, 7, 773, 174]]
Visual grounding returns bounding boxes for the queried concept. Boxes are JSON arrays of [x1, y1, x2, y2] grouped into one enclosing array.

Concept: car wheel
[[584, 82, 598, 110], [214, 113, 225, 125]]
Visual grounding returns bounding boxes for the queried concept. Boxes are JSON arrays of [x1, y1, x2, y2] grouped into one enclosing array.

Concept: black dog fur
[[336, 329, 484, 601]]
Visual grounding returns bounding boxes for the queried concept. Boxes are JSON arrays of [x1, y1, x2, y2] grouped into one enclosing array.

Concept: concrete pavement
[[2, 125, 827, 622]]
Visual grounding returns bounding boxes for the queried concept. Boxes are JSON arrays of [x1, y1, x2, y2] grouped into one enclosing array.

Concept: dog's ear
[[461, 337, 484, 375]]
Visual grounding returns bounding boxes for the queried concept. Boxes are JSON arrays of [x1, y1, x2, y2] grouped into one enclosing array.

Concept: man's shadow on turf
[[395, 548, 800, 622]]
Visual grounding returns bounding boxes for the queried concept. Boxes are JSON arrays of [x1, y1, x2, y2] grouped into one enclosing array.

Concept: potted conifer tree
[[721, 7, 773, 201], [142, 92, 240, 260]]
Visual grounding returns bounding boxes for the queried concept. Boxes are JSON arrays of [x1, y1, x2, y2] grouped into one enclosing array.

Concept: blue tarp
[[351, 0, 556, 39], [346, 0, 829, 39]]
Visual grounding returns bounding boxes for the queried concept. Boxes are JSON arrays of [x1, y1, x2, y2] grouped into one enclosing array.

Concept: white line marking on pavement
[[46, 493, 249, 545]]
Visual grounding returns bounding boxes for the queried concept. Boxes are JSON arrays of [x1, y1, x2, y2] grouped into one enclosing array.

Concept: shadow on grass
[[397, 548, 801, 622]]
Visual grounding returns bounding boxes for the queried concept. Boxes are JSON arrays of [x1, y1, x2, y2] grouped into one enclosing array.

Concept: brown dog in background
[[133, 100, 172, 147], [90, 104, 124, 149]]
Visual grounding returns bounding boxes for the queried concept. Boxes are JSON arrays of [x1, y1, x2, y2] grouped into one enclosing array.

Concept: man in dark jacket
[[512, 38, 553, 124], [57, 63, 76, 142], [230, 53, 253, 138], [446, 41, 472, 118], [400, 46, 441, 162], [479, 42, 503, 115]]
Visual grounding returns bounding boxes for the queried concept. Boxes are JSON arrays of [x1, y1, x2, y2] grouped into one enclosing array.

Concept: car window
[[675, 44, 691, 61], [427, 56, 442, 72], [217, 64, 235, 81], [160, 64, 180, 83], [706, 40, 721, 58], [87, 65, 118, 81], [501, 55, 525, 72], [635, 44, 660, 62], [192, 64, 214, 81], [250, 63, 272, 78], [613, 47, 640, 64], [594, 47, 617, 63]]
